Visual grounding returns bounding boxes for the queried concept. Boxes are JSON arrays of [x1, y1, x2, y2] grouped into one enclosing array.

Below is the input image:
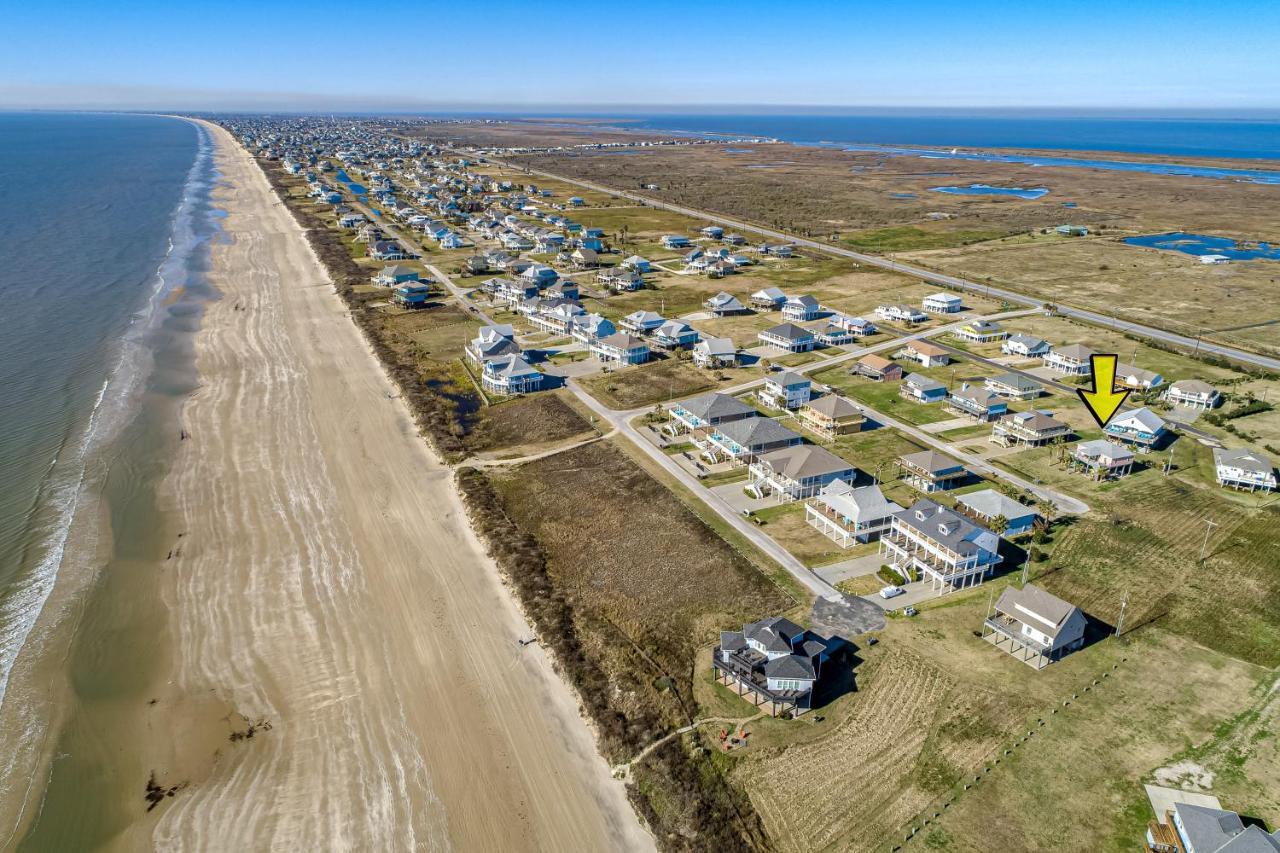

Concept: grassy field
[[578, 356, 735, 409], [842, 226, 1012, 253], [465, 390, 598, 455], [488, 440, 794, 743]]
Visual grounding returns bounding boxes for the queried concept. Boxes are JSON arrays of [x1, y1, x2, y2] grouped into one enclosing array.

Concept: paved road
[[488, 159, 1280, 372]]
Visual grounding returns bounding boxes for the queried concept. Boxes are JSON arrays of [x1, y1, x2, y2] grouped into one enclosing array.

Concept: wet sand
[[116, 122, 649, 850]]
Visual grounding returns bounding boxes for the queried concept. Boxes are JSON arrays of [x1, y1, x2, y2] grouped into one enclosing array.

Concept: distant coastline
[[439, 111, 1280, 161]]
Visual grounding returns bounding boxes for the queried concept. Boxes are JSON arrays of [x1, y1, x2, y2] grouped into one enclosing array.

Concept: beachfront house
[[465, 324, 519, 364], [782, 294, 821, 322], [759, 371, 812, 410], [1002, 334, 1051, 358], [1213, 447, 1277, 492], [876, 303, 928, 324], [982, 584, 1087, 669], [881, 499, 1003, 594], [651, 320, 700, 350], [1044, 343, 1095, 375], [748, 445, 858, 501], [621, 310, 666, 335], [704, 291, 749, 316], [714, 616, 843, 717], [899, 450, 967, 493], [806, 480, 901, 547], [853, 354, 903, 382], [391, 283, 432, 309], [957, 489, 1038, 536], [667, 392, 756, 435], [953, 319, 1007, 343], [373, 264, 421, 287], [751, 287, 787, 311], [698, 417, 803, 465], [798, 395, 865, 438], [902, 341, 950, 367], [693, 337, 738, 369], [590, 333, 650, 365], [480, 355, 543, 396], [984, 372, 1044, 401], [990, 410, 1071, 447], [900, 373, 948, 404], [922, 292, 963, 313], [1072, 439, 1135, 480], [758, 322, 817, 353], [1104, 407, 1169, 449], [1165, 379, 1221, 410]]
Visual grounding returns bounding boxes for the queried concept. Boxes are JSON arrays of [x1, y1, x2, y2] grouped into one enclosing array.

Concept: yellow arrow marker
[[1076, 353, 1131, 429]]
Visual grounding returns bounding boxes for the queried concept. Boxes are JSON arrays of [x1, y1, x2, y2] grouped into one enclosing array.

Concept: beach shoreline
[[3, 119, 650, 851]]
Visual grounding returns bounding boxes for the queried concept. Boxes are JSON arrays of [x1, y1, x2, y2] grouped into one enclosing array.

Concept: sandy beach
[[102, 121, 651, 851]]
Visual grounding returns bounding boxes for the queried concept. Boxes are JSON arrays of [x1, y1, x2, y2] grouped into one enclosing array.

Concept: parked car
[[879, 585, 904, 599], [903, 606, 919, 617]]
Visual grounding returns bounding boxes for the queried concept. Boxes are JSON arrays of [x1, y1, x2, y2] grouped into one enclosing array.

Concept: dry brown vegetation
[[460, 440, 793, 850]]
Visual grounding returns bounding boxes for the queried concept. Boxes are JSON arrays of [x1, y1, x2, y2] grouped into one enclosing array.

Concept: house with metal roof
[[714, 616, 844, 717], [782, 294, 821, 322], [1165, 379, 1221, 410], [1105, 407, 1169, 449], [479, 355, 543, 396], [693, 337, 737, 369], [704, 291, 749, 316], [806, 480, 901, 547], [1002, 333, 1052, 358], [667, 392, 757, 434], [1114, 362, 1165, 391], [881, 499, 1003, 594], [953, 319, 1008, 343], [981, 584, 1087, 669], [759, 371, 812, 410], [1213, 448, 1277, 492], [748, 445, 859, 501], [698, 416, 803, 465], [1045, 343, 1096, 375], [590, 332, 650, 365], [984, 372, 1044, 400], [1147, 801, 1280, 853], [947, 384, 1009, 422], [758, 322, 817, 353], [1072, 439, 1135, 480], [651, 319, 700, 350], [751, 286, 787, 310], [621, 310, 666, 334], [922, 292, 964, 313], [899, 372, 948, 404], [465, 324, 519, 364], [957, 489, 1038, 536]]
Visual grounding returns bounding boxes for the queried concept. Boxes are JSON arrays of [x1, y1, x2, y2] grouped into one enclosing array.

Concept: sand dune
[[146, 121, 651, 851]]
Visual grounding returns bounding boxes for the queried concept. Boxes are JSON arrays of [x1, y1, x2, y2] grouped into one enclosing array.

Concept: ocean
[[0, 113, 208, 719], [610, 113, 1280, 161]]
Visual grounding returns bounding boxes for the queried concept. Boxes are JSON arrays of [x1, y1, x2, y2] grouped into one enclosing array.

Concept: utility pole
[[1021, 551, 1030, 585], [1115, 590, 1129, 637], [1199, 519, 1219, 563]]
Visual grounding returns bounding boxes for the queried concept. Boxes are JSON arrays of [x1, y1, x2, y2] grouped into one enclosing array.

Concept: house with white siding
[[759, 371, 812, 410], [1165, 379, 1221, 410], [882, 499, 1003, 594], [1213, 447, 1277, 492], [748, 445, 858, 501], [806, 481, 900, 546], [982, 584, 1087, 669]]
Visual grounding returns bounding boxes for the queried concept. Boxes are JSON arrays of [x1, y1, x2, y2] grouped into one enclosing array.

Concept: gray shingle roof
[[716, 416, 801, 448], [679, 392, 756, 422]]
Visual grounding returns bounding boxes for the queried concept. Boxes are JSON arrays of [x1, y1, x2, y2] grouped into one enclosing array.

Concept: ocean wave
[[0, 121, 215, 712]]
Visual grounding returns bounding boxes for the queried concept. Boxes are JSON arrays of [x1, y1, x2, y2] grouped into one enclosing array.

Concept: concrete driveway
[[815, 553, 883, 585]]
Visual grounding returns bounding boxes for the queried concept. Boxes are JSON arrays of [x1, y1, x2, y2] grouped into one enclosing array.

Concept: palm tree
[[989, 514, 1010, 535]]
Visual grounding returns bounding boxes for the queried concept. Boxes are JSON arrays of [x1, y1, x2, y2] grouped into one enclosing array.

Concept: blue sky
[[2, 0, 1279, 111]]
